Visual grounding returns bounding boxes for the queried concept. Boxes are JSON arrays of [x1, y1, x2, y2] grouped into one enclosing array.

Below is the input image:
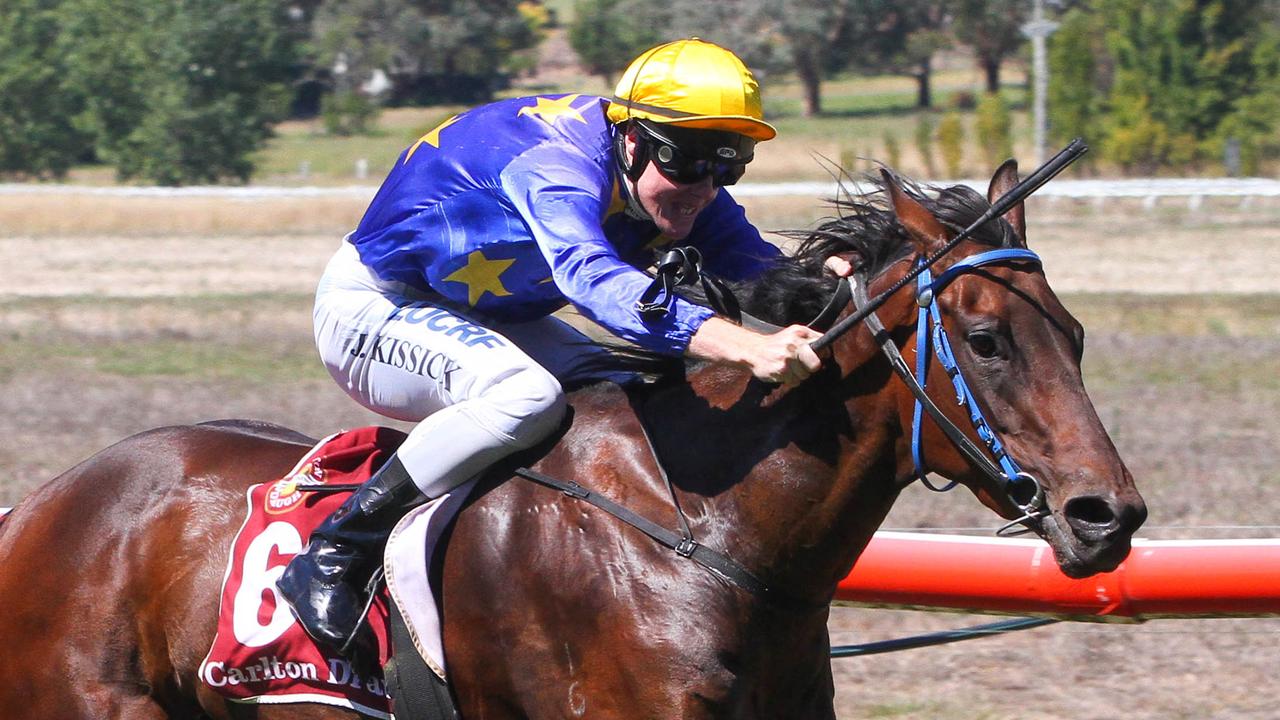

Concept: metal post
[[1022, 0, 1059, 164]]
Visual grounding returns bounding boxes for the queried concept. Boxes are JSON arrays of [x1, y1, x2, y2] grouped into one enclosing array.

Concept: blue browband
[[909, 248, 1042, 494]]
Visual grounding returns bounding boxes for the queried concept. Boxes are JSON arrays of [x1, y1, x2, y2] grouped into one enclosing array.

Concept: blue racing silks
[[349, 94, 779, 355]]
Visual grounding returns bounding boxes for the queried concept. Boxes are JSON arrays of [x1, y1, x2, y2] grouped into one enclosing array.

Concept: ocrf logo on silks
[[264, 459, 325, 515]]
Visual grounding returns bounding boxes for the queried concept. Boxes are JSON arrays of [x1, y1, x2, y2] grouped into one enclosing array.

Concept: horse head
[[821, 162, 1147, 579]]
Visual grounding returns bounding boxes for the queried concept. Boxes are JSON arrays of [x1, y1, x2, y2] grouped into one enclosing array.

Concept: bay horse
[[0, 162, 1145, 719]]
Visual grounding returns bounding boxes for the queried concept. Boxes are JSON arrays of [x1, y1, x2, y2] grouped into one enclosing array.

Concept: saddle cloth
[[199, 425, 451, 718]]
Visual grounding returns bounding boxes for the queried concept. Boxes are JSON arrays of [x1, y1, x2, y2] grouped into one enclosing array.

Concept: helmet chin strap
[[622, 179, 652, 221], [612, 122, 653, 221]]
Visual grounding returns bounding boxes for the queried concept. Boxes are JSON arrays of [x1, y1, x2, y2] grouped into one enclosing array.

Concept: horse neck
[[642, 319, 910, 603]]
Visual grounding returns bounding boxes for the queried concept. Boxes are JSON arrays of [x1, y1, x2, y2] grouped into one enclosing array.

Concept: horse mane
[[736, 173, 1021, 327]]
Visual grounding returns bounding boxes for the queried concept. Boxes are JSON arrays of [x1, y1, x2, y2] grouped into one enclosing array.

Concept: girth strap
[[513, 467, 774, 599], [384, 601, 459, 720]]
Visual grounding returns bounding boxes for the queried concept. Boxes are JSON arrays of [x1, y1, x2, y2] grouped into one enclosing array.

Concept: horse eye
[[967, 331, 1000, 359]]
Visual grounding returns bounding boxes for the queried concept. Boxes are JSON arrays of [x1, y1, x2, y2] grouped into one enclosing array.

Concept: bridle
[[633, 142, 1089, 535], [640, 243, 1057, 536], [806, 140, 1089, 534], [850, 249, 1048, 535]]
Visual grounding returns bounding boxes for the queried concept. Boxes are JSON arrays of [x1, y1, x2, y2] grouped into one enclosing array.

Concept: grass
[[0, 291, 314, 316], [250, 107, 467, 185], [0, 293, 320, 383], [8, 337, 323, 383], [860, 700, 945, 718], [1084, 341, 1280, 394], [1063, 293, 1280, 338], [3, 292, 1277, 388]]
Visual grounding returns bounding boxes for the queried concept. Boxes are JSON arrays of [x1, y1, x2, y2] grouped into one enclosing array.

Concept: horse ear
[[987, 159, 1027, 246], [881, 168, 948, 256]]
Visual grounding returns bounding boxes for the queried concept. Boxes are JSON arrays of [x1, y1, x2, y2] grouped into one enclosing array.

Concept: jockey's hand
[[824, 255, 854, 278], [748, 324, 824, 385], [688, 317, 823, 386]]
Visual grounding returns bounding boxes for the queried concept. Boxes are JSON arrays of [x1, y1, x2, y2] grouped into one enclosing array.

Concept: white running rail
[[1, 178, 1279, 200]]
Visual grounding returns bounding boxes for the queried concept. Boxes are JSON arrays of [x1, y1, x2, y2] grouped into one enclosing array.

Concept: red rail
[[835, 532, 1280, 619]]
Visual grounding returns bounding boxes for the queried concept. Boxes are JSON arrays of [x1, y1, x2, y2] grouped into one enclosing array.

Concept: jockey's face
[[624, 128, 718, 240]]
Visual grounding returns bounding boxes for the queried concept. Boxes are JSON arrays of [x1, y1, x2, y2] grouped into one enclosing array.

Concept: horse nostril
[[1063, 495, 1120, 543]]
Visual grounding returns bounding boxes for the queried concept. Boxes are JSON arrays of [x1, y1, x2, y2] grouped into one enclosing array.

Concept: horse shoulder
[[441, 381, 763, 715]]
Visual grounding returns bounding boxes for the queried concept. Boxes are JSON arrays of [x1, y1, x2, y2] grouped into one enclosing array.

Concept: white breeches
[[314, 240, 621, 497]]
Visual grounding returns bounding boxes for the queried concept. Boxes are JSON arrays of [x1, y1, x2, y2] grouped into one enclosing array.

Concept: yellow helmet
[[606, 39, 777, 142]]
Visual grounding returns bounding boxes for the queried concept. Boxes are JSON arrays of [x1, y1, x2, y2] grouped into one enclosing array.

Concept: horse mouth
[[1035, 513, 1134, 579]]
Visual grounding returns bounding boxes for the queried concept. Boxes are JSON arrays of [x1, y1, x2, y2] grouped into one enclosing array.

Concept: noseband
[[850, 249, 1048, 535]]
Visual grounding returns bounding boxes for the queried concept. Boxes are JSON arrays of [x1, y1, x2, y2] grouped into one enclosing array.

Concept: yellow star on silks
[[443, 249, 517, 306], [404, 114, 461, 163], [517, 94, 587, 125]]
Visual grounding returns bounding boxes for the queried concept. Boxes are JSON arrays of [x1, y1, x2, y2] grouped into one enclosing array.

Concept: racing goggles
[[635, 121, 754, 187]]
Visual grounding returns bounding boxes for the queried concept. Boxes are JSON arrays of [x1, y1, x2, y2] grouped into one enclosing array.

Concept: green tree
[[1214, 29, 1280, 174], [1047, 0, 1279, 173], [568, 0, 666, 88], [769, 0, 858, 116], [0, 0, 91, 178], [937, 112, 965, 177], [1047, 8, 1105, 150], [308, 0, 421, 133], [311, 0, 544, 111], [1100, 0, 1199, 171], [975, 92, 1013, 166], [914, 114, 938, 176], [58, 0, 298, 184], [665, 2, 783, 68], [321, 90, 381, 136], [569, 0, 782, 109], [1202, 3, 1280, 174], [626, 0, 945, 116], [952, 0, 1028, 93], [846, 0, 952, 109], [1099, 0, 1280, 172]]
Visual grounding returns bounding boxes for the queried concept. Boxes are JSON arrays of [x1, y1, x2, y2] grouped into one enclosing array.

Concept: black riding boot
[[277, 455, 423, 654]]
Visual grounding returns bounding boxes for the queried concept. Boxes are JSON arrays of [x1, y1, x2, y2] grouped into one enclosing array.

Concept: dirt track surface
[[2, 197, 1279, 719]]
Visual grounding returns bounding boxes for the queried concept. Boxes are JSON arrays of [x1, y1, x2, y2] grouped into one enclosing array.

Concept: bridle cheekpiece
[[851, 249, 1048, 535]]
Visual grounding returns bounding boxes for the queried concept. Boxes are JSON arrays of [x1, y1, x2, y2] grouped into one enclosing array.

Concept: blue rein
[[870, 245, 1049, 532]]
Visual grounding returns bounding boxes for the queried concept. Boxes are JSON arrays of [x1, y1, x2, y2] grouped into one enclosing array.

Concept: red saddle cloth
[[199, 426, 404, 718]]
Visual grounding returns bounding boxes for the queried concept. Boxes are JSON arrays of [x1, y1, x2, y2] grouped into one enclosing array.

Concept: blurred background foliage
[[0, 0, 1275, 184]]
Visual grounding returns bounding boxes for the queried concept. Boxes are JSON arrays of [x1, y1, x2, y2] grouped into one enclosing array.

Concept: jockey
[[277, 38, 826, 654]]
